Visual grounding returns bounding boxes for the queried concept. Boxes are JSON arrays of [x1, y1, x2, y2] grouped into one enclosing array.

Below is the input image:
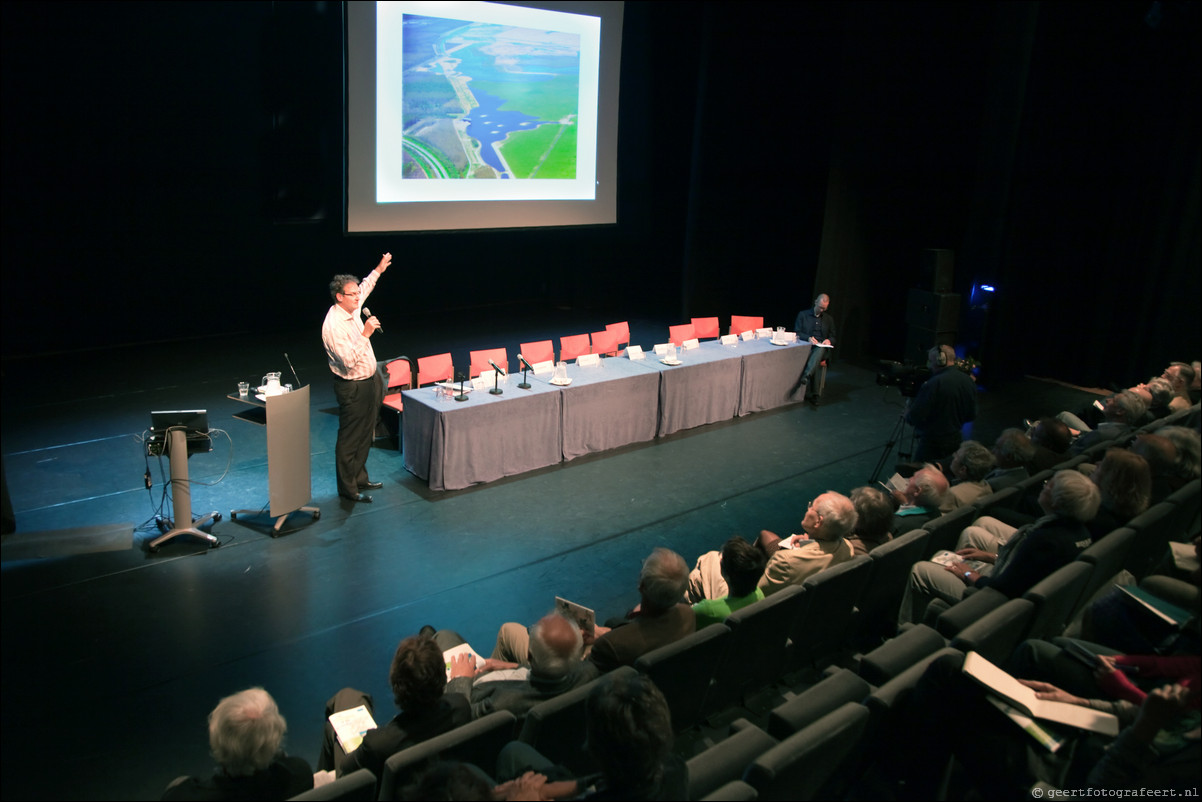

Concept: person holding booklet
[[489, 548, 695, 674], [316, 633, 470, 783], [434, 611, 596, 720], [871, 650, 1200, 797], [898, 469, 1098, 625]]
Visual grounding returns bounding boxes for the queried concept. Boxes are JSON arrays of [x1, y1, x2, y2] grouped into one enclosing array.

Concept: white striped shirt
[[321, 270, 380, 380]]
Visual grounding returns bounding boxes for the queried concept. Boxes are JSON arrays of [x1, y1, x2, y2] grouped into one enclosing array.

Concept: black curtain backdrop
[[2, 1, 1198, 387]]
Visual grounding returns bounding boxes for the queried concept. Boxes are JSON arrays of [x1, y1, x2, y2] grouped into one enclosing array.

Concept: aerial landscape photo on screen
[[398, 13, 581, 181]]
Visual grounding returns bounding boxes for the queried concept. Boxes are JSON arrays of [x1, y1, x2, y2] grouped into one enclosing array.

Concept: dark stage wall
[[2, 1, 1198, 386]]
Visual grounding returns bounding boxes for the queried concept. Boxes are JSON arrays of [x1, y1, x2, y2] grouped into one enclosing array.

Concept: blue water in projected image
[[462, 88, 544, 177]]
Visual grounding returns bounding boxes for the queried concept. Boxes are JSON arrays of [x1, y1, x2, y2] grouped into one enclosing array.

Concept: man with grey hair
[[941, 440, 997, 511], [986, 429, 1034, 492], [756, 491, 858, 596], [1160, 425, 1201, 483], [1069, 389, 1148, 455], [899, 470, 1098, 624], [890, 465, 950, 535], [163, 687, 314, 800], [587, 547, 695, 672], [439, 612, 594, 719]]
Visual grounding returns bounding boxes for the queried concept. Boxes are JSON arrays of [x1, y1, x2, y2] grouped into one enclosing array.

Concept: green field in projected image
[[401, 15, 580, 180]]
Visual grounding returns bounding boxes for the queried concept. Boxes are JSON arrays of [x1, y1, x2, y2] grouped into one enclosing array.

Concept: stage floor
[[0, 308, 1103, 800]]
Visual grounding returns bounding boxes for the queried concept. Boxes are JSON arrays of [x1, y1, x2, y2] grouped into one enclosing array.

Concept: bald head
[[906, 467, 949, 507], [530, 613, 583, 677]]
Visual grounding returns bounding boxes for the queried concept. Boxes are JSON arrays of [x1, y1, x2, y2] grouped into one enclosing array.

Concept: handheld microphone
[[518, 354, 534, 372], [488, 359, 507, 376], [363, 307, 382, 333]]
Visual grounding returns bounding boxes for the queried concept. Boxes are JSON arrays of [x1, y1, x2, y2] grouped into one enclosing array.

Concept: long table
[[403, 339, 812, 491]]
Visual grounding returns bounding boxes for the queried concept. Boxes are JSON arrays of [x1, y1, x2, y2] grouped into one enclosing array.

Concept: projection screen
[[346, 1, 624, 233]]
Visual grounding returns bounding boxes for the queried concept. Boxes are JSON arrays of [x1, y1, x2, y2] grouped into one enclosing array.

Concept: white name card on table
[[626, 345, 646, 360], [682, 338, 700, 350], [533, 359, 555, 375], [577, 353, 600, 367], [755, 327, 773, 339], [771, 331, 798, 345], [741, 330, 756, 341], [654, 343, 670, 355], [472, 376, 491, 391], [720, 334, 739, 346]]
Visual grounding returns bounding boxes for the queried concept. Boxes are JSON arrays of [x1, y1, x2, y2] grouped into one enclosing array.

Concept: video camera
[[876, 360, 931, 398]]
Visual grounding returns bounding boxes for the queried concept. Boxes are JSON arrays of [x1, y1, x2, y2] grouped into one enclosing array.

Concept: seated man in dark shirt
[[162, 687, 314, 801], [899, 469, 1099, 625], [316, 633, 471, 781], [438, 611, 596, 719], [494, 671, 688, 800]]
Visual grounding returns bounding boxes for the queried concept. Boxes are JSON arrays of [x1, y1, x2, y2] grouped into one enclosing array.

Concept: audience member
[[586, 548, 695, 673], [1087, 448, 1152, 539], [899, 469, 1098, 625], [1163, 362, 1196, 413], [1130, 432, 1180, 502], [1159, 425, 1201, 484], [687, 492, 857, 600], [494, 672, 687, 800], [985, 428, 1034, 491], [690, 536, 766, 628], [889, 465, 950, 534], [163, 687, 314, 801], [1028, 416, 1072, 472], [941, 440, 996, 511], [437, 612, 595, 721], [316, 634, 471, 779], [754, 491, 857, 596], [1070, 390, 1148, 454], [877, 650, 1200, 798], [1142, 376, 1177, 421], [847, 485, 898, 555]]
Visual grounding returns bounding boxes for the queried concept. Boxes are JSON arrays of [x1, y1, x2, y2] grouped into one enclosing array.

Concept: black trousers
[[332, 368, 383, 498]]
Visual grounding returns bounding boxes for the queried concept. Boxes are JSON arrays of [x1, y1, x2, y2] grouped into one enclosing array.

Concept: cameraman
[[906, 344, 977, 464]]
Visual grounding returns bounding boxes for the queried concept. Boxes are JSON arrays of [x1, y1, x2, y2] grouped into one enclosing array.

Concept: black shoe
[[359, 481, 383, 490], [341, 492, 373, 503], [418, 625, 436, 639], [808, 394, 820, 407]]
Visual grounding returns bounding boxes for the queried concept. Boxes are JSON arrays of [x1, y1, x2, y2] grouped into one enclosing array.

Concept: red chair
[[690, 317, 720, 339], [730, 315, 765, 336], [469, 348, 509, 378], [559, 334, 591, 362], [605, 321, 630, 351], [590, 329, 619, 357], [381, 355, 415, 446], [668, 323, 696, 347], [520, 340, 556, 366], [416, 353, 454, 386]]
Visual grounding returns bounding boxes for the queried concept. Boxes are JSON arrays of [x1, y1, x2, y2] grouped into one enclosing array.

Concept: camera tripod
[[869, 404, 917, 484]]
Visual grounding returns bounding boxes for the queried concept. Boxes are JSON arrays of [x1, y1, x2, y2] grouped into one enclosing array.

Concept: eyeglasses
[[339, 289, 360, 297]]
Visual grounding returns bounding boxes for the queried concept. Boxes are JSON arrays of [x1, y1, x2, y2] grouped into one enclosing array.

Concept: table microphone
[[488, 359, 507, 376], [516, 354, 533, 390], [363, 307, 382, 333]]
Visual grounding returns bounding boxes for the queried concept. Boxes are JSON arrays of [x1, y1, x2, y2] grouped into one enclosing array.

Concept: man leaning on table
[[322, 252, 392, 503]]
